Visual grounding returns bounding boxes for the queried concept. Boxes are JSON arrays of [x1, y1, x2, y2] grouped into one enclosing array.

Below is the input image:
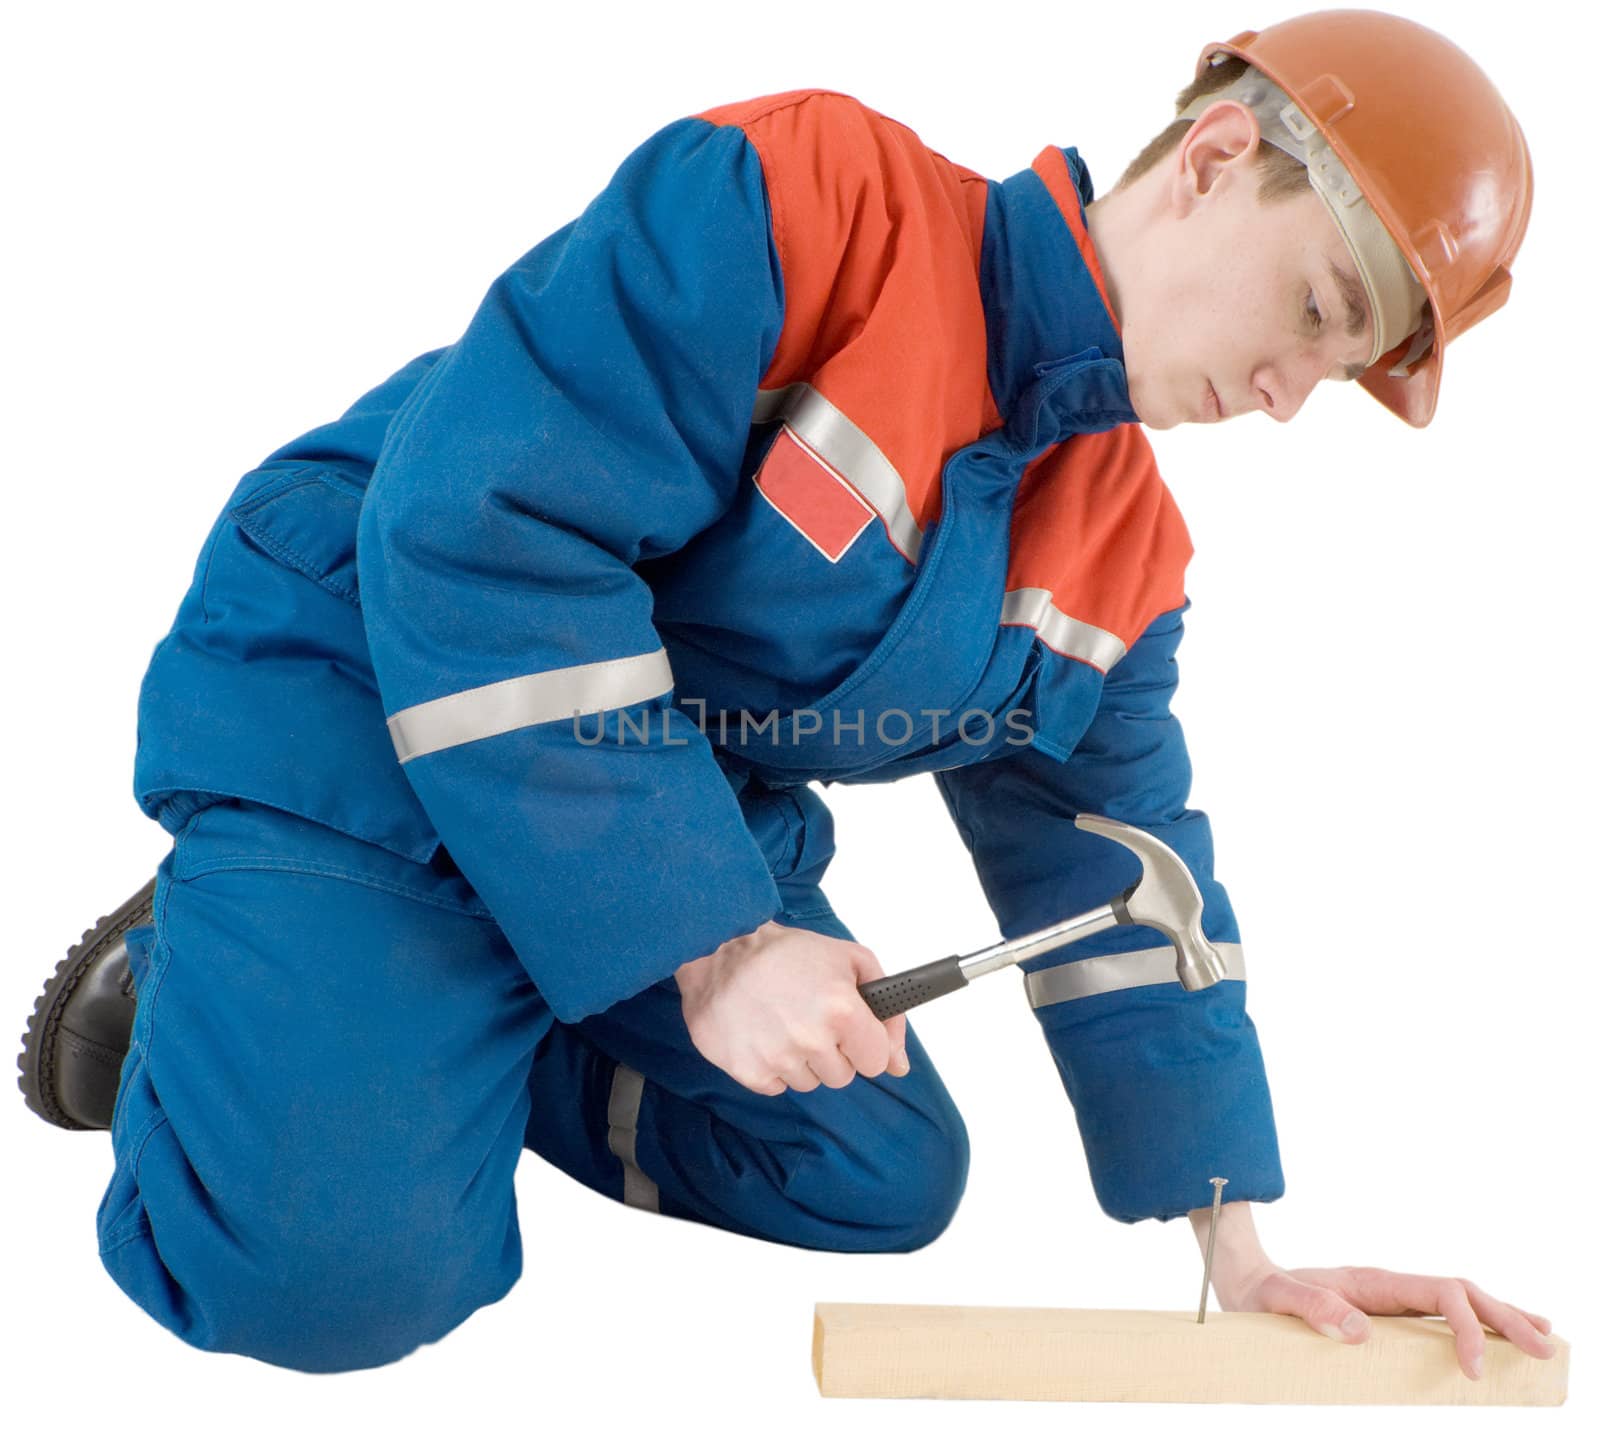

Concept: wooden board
[[812, 1302, 1568, 1405]]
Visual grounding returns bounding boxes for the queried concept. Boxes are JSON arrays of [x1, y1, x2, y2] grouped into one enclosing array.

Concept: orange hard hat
[[1192, 10, 1533, 427]]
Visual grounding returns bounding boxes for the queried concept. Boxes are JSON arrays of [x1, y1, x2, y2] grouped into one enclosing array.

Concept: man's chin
[[1133, 399, 1181, 431], [1132, 383, 1207, 431], [1123, 378, 1175, 430]]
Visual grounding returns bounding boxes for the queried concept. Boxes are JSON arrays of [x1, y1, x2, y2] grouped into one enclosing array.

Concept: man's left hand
[[1192, 1202, 1558, 1379], [1214, 1256, 1558, 1380]]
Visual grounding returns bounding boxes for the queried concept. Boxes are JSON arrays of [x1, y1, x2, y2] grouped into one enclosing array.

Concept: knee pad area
[[100, 1135, 523, 1374], [787, 1097, 972, 1254]]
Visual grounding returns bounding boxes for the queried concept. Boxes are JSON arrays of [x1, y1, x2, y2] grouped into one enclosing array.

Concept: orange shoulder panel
[[1007, 424, 1193, 661], [697, 90, 998, 535]]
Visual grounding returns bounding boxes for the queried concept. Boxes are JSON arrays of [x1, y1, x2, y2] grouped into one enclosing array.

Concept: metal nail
[[1197, 1176, 1227, 1323]]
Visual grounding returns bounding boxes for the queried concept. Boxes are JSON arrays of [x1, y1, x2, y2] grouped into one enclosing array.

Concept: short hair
[[1113, 54, 1312, 204]]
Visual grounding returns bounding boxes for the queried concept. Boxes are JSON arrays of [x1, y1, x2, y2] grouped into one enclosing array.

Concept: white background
[[2, 0, 1591, 1437]]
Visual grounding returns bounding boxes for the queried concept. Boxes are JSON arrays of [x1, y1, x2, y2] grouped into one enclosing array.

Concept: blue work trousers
[[95, 794, 970, 1373]]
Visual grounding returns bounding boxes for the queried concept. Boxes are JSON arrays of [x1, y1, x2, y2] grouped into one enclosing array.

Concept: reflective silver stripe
[[1001, 587, 1127, 671], [1025, 942, 1247, 1009], [385, 647, 673, 765], [754, 383, 923, 564], [606, 1062, 660, 1213]]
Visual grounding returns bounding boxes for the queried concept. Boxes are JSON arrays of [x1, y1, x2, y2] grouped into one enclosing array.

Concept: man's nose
[[1252, 352, 1325, 422]]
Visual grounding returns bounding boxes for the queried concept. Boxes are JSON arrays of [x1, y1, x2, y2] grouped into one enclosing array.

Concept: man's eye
[[1305, 289, 1324, 329]]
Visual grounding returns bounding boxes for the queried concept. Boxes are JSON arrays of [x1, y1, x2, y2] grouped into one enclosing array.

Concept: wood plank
[[811, 1302, 1568, 1405]]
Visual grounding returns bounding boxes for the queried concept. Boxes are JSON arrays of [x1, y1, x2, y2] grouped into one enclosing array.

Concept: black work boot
[[17, 880, 157, 1130]]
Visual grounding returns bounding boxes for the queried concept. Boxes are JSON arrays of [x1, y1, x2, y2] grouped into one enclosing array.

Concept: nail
[[1467, 1353, 1484, 1380], [888, 1050, 910, 1076], [1196, 1176, 1227, 1323], [1340, 1310, 1366, 1340]]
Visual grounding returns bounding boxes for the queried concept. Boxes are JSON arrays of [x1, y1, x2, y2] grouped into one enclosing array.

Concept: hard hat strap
[[1176, 65, 1428, 370]]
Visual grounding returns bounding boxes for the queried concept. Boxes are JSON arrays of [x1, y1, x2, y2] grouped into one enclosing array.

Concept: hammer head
[[1073, 814, 1228, 990]]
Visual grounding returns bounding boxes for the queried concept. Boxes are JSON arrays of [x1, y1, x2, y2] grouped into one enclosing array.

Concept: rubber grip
[[858, 955, 968, 1021]]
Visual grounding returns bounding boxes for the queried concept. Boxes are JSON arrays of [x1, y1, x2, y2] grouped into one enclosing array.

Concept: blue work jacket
[[131, 90, 1285, 1225]]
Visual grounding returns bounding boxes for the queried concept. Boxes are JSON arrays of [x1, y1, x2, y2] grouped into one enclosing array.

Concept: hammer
[[858, 813, 1229, 1021]]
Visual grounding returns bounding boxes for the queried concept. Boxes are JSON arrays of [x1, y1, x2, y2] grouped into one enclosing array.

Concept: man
[[18, 10, 1556, 1377]]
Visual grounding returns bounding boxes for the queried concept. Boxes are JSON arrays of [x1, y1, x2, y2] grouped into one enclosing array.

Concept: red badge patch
[[753, 426, 874, 563]]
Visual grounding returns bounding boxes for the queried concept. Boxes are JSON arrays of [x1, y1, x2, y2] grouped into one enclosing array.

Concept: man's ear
[[1169, 100, 1262, 216]]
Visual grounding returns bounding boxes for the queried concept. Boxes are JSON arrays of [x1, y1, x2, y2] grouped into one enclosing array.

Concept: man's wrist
[[1189, 1199, 1272, 1276], [674, 953, 710, 988], [1190, 1202, 1275, 1313], [675, 919, 783, 989]]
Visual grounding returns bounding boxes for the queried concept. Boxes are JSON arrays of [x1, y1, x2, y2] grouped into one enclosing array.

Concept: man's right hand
[[674, 920, 911, 1095]]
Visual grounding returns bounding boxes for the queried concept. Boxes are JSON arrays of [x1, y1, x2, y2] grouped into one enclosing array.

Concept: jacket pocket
[[228, 464, 366, 607]]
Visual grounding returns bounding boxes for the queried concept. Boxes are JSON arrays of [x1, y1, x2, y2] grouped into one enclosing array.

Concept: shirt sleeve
[[933, 602, 1286, 1222], [355, 114, 787, 1023]]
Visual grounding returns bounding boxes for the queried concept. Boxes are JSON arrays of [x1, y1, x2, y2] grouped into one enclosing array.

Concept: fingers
[[1460, 1280, 1560, 1359], [1475, 1291, 1551, 1336], [1367, 1273, 1495, 1377], [771, 1058, 827, 1093], [726, 938, 914, 1095], [1254, 1270, 1368, 1344], [833, 982, 893, 1078], [1322, 1269, 1481, 1374], [803, 1045, 856, 1090], [1326, 1268, 1558, 1376], [850, 944, 885, 985], [840, 945, 909, 1078], [854, 945, 907, 1055], [1433, 1278, 1488, 1378]]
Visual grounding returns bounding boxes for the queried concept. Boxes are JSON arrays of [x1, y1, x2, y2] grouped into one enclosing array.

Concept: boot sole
[[16, 879, 157, 1130]]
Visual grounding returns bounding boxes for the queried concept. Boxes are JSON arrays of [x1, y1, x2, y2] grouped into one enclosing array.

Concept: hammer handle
[[858, 955, 968, 1021]]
